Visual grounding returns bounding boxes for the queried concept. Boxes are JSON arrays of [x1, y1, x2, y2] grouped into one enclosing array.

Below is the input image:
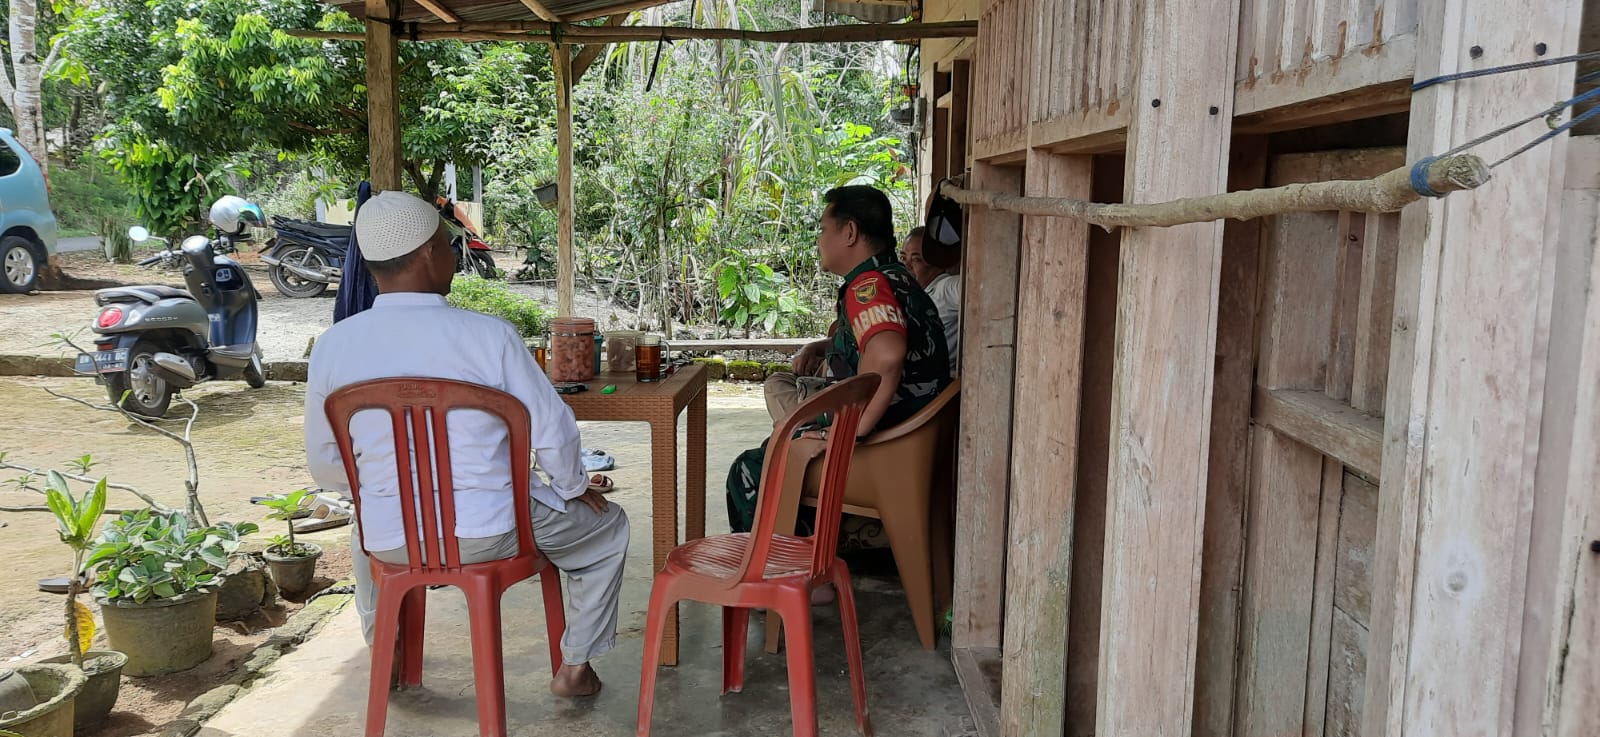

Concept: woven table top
[[556, 363, 708, 420]]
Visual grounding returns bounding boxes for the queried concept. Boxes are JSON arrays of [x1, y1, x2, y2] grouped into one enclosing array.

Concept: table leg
[[686, 387, 707, 543], [651, 410, 680, 666]]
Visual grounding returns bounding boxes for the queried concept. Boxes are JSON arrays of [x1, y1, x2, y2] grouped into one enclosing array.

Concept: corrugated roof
[[325, 0, 677, 24], [813, 0, 912, 24]]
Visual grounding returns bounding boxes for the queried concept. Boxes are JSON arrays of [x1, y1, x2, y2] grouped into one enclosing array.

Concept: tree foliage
[[56, 0, 919, 336]]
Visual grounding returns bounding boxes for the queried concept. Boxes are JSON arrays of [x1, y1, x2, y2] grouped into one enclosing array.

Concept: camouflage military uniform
[[726, 252, 951, 533]]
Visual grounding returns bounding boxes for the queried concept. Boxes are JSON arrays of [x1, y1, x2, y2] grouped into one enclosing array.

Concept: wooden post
[[1096, 0, 1240, 735], [1363, 2, 1582, 736], [1192, 137, 1267, 737], [1064, 154, 1123, 737], [952, 160, 1023, 650], [1001, 150, 1091, 737], [364, 0, 402, 190], [949, 61, 971, 179], [553, 43, 576, 316]]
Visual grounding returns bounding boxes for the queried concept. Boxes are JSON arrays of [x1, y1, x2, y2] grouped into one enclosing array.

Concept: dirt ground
[[0, 373, 768, 736]]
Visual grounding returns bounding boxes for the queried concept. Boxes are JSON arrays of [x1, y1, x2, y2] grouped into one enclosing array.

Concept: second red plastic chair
[[636, 373, 882, 737], [325, 378, 567, 737]]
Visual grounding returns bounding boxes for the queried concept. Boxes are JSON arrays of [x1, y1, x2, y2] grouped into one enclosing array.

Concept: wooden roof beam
[[413, 0, 461, 23], [571, 15, 627, 83], [287, 19, 979, 44], [517, 0, 561, 23]]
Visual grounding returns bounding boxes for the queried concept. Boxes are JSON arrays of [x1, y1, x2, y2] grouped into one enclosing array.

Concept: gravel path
[[3, 251, 644, 363]]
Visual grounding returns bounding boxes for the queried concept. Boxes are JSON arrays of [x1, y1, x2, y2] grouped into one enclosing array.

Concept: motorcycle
[[262, 200, 495, 298], [436, 196, 498, 279], [260, 215, 348, 298], [74, 196, 267, 418]]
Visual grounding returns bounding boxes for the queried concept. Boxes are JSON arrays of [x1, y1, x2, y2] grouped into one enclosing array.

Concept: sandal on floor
[[587, 474, 617, 494], [292, 497, 353, 533]]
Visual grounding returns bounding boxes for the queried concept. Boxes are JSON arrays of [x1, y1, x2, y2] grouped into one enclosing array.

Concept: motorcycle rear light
[[95, 342, 115, 351], [96, 306, 124, 329]]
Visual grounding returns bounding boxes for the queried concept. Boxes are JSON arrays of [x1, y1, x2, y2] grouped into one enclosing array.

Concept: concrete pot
[[39, 650, 127, 730], [99, 589, 217, 676], [0, 664, 86, 737], [264, 543, 323, 598]]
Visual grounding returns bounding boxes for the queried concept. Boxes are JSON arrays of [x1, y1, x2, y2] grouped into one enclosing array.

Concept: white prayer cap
[[354, 191, 442, 262]]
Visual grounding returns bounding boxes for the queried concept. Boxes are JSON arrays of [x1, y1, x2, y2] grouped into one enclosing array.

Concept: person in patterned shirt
[[728, 185, 951, 538]]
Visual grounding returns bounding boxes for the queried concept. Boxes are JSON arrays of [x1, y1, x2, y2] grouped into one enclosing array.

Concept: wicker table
[[557, 363, 707, 666]]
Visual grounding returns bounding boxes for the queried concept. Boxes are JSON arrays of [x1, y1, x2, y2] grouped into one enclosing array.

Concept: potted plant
[[0, 665, 85, 737], [35, 472, 128, 730], [85, 510, 257, 676], [259, 489, 324, 598]]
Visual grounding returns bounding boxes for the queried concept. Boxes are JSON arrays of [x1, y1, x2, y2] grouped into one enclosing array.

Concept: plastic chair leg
[[781, 593, 819, 737], [398, 587, 427, 688], [463, 580, 508, 737], [366, 584, 407, 737], [877, 504, 937, 649], [832, 566, 872, 737], [721, 606, 751, 694], [539, 566, 567, 674], [635, 579, 675, 737]]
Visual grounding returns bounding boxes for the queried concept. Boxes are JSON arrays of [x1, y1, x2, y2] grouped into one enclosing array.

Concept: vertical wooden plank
[[364, 0, 402, 190], [932, 71, 952, 188], [951, 61, 972, 179], [1235, 212, 1340, 737], [1325, 212, 1366, 403], [1519, 179, 1600, 737], [1096, 0, 1117, 108], [1065, 155, 1123, 737], [1002, 151, 1092, 737], [1303, 459, 1346, 737], [953, 161, 1024, 650], [554, 44, 576, 316], [1192, 137, 1268, 737], [1350, 213, 1398, 414], [1363, 1, 1582, 736], [1096, 0, 1241, 735], [1236, 0, 1258, 83], [1080, 0, 1101, 110]]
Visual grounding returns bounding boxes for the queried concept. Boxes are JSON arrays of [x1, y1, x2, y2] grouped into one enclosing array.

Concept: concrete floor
[[198, 398, 973, 737]]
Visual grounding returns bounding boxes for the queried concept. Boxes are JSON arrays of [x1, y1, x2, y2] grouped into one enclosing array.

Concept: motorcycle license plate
[[74, 349, 128, 374]]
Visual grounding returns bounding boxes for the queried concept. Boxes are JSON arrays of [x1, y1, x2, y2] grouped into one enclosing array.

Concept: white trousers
[[351, 499, 630, 665]]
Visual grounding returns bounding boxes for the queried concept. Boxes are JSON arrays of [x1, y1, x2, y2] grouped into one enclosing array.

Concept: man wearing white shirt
[[900, 227, 961, 373], [303, 191, 626, 698]]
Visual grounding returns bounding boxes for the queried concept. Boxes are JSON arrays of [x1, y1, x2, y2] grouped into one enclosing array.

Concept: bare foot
[[550, 663, 603, 697], [810, 584, 836, 606]]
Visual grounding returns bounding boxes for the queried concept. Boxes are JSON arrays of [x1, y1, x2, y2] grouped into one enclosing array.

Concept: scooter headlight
[[96, 306, 124, 329]]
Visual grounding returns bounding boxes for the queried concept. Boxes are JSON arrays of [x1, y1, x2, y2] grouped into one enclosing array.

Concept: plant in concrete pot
[[85, 510, 257, 676], [0, 664, 86, 737], [259, 489, 323, 598], [36, 472, 129, 730]]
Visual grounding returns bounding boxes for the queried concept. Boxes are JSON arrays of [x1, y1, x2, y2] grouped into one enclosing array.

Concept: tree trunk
[[5, 0, 50, 171]]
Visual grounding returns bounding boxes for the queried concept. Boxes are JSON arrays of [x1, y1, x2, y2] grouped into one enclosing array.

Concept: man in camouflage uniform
[[728, 185, 951, 534]]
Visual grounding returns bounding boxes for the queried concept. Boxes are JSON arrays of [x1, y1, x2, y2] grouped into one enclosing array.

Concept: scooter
[[436, 196, 498, 279], [74, 198, 267, 418], [260, 215, 348, 298]]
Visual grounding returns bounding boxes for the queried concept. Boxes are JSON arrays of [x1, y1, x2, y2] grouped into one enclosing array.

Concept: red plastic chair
[[324, 378, 567, 737], [636, 373, 882, 737]]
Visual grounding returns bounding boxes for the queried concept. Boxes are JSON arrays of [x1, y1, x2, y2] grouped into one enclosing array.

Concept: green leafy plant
[[86, 510, 258, 604], [715, 257, 812, 336], [259, 489, 314, 558], [45, 472, 108, 668], [447, 275, 549, 337]]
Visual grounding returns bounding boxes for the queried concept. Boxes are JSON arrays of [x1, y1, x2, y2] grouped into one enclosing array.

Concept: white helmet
[[208, 195, 264, 236]]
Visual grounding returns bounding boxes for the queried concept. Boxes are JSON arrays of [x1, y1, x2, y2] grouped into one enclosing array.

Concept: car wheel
[[0, 236, 41, 294]]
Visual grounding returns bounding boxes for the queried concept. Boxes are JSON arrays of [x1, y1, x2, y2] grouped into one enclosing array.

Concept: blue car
[[0, 128, 59, 293]]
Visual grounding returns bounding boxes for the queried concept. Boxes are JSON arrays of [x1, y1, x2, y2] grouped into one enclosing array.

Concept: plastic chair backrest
[[860, 378, 962, 446], [324, 378, 535, 572], [734, 373, 881, 586]]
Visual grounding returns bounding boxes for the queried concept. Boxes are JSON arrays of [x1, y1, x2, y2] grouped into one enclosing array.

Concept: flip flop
[[587, 474, 617, 494], [292, 497, 353, 533]]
